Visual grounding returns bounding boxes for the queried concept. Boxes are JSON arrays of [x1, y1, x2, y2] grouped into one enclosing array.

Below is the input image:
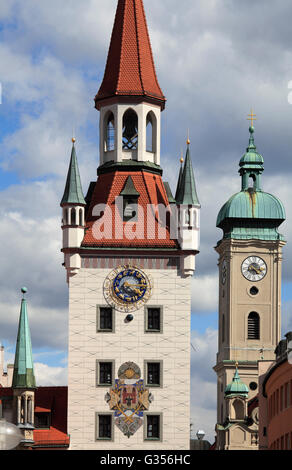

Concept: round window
[[249, 382, 258, 391], [250, 286, 259, 296]]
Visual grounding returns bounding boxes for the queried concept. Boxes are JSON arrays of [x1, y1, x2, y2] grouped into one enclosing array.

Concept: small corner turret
[[176, 139, 200, 276], [12, 288, 36, 447], [61, 139, 86, 281]]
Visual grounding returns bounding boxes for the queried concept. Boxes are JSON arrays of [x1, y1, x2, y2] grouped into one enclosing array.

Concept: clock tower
[[61, 0, 200, 450], [214, 124, 286, 450]]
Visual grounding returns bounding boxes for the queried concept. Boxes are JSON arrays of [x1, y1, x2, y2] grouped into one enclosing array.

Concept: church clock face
[[103, 266, 152, 312], [241, 256, 267, 282]]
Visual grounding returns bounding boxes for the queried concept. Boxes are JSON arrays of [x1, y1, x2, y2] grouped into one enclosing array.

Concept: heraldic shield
[[105, 362, 153, 438]]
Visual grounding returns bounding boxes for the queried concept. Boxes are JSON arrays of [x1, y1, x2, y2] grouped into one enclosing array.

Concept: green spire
[[61, 141, 86, 206], [176, 142, 200, 206], [175, 162, 183, 201], [12, 288, 36, 389], [225, 366, 249, 398]]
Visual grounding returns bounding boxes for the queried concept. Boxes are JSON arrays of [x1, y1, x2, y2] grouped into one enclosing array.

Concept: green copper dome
[[225, 368, 249, 398], [217, 126, 285, 241]]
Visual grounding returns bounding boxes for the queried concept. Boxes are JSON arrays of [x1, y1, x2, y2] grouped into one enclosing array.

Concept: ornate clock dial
[[221, 260, 227, 285], [241, 256, 267, 282], [103, 266, 152, 313]]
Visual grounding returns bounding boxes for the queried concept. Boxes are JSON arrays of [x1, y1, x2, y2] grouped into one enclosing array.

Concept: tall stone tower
[[61, 0, 200, 450], [214, 124, 286, 450]]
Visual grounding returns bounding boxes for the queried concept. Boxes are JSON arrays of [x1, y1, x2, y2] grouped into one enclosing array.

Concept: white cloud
[[34, 362, 67, 387], [191, 275, 218, 313]]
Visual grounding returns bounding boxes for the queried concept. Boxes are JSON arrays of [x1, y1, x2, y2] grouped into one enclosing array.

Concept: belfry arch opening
[[105, 112, 115, 152], [248, 312, 260, 340], [146, 111, 156, 153], [122, 109, 138, 150]]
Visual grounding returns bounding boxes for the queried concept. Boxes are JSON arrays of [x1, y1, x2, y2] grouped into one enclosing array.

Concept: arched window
[[248, 312, 260, 340], [146, 111, 157, 153], [146, 113, 153, 152], [233, 399, 245, 421], [248, 174, 256, 189], [79, 209, 83, 227], [222, 315, 225, 343], [71, 208, 76, 226], [123, 109, 138, 150], [105, 112, 115, 151]]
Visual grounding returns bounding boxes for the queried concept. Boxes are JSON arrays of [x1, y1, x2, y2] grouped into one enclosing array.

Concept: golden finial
[[247, 109, 257, 128], [180, 148, 184, 164], [235, 361, 239, 369], [72, 137, 76, 144], [186, 128, 190, 145]]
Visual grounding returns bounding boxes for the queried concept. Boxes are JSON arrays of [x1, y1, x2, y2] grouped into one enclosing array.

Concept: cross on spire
[[247, 109, 257, 128]]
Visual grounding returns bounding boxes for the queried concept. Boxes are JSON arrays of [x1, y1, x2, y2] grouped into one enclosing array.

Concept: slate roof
[[61, 143, 86, 206]]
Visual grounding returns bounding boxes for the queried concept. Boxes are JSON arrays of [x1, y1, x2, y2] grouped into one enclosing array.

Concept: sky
[[1, 0, 292, 443]]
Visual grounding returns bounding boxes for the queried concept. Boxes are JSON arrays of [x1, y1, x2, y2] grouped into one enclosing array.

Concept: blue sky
[[1, 0, 292, 441]]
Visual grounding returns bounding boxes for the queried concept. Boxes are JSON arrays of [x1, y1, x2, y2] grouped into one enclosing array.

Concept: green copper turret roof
[[12, 288, 36, 389], [61, 142, 86, 206], [175, 163, 183, 201], [225, 368, 249, 398], [176, 143, 200, 206], [217, 126, 285, 241]]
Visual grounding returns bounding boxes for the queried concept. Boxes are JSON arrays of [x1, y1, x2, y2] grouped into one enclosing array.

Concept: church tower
[[61, 0, 200, 450], [214, 122, 286, 449]]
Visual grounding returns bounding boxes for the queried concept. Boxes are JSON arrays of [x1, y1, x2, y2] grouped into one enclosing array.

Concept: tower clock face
[[103, 266, 152, 313], [241, 256, 267, 282]]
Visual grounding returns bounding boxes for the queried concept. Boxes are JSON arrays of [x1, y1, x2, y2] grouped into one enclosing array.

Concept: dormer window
[[120, 176, 140, 222]]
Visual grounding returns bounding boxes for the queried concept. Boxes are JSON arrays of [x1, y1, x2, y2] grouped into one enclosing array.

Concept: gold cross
[[247, 109, 257, 127]]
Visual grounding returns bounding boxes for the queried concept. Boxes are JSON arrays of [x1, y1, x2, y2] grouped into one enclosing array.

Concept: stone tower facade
[[214, 125, 286, 450], [61, 0, 200, 450]]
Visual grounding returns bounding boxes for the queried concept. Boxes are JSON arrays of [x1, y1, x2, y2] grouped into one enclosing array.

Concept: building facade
[[61, 0, 200, 450], [259, 332, 292, 450], [214, 124, 286, 450]]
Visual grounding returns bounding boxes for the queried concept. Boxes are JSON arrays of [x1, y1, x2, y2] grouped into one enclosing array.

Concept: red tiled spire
[[95, 0, 166, 110]]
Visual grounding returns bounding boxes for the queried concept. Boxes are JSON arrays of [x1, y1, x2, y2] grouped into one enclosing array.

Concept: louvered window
[[248, 312, 260, 340]]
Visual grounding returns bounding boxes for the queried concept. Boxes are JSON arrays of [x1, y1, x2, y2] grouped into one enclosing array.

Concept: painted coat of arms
[[105, 362, 153, 438]]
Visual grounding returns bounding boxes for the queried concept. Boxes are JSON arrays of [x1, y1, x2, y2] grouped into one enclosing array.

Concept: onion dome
[[225, 367, 249, 398], [217, 126, 285, 241]]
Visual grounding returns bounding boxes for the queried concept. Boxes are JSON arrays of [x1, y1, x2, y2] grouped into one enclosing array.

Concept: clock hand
[[124, 282, 146, 288]]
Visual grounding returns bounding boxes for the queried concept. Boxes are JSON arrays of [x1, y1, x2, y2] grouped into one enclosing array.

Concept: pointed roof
[[120, 175, 140, 196], [61, 141, 86, 206], [225, 367, 249, 398], [95, 0, 166, 110], [176, 143, 200, 206], [175, 163, 183, 201], [12, 288, 36, 389]]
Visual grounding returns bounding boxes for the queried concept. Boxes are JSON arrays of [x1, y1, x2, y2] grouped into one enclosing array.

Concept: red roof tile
[[95, 0, 165, 109], [82, 171, 178, 249], [0, 386, 69, 449]]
